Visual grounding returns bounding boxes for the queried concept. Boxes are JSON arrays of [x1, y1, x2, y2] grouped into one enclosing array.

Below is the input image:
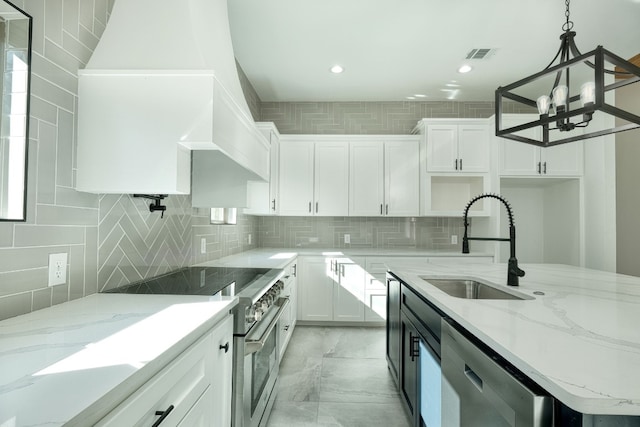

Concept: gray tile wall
[[260, 101, 534, 134], [257, 216, 465, 251], [0, 1, 257, 321]]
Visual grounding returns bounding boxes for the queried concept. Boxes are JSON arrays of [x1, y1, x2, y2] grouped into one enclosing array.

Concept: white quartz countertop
[[386, 260, 640, 416], [196, 248, 492, 269], [0, 294, 237, 427]]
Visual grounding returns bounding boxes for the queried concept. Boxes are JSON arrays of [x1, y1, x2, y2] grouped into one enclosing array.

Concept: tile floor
[[266, 326, 412, 427]]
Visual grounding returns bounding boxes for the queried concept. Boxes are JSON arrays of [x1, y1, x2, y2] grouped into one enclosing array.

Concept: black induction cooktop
[[103, 266, 275, 297]]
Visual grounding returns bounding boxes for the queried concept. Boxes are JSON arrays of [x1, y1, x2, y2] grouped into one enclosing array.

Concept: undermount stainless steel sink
[[420, 278, 533, 300]]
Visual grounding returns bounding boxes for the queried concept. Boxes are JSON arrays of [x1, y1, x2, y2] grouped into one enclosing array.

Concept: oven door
[[242, 297, 290, 427]]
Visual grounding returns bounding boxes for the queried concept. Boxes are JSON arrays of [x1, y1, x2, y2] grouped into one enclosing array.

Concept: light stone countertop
[[196, 248, 493, 269], [386, 259, 640, 416], [0, 294, 237, 427]]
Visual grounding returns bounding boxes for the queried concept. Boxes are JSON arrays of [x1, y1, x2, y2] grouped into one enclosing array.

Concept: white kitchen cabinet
[[498, 114, 583, 176], [96, 315, 233, 427], [298, 256, 366, 323], [349, 137, 420, 217], [416, 120, 490, 173], [278, 139, 349, 216], [333, 256, 366, 322], [245, 123, 280, 215], [278, 259, 298, 361], [298, 256, 334, 321]]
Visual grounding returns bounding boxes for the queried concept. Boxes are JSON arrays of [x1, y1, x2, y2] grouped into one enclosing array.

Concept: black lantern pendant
[[495, 0, 640, 147]]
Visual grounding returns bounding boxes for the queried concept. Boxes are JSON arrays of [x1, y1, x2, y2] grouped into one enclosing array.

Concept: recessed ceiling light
[[457, 64, 473, 73], [414, 94, 427, 98], [330, 65, 344, 74]]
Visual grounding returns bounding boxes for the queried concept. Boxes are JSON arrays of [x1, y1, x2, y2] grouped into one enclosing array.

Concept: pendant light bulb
[[580, 81, 596, 106], [552, 85, 569, 109], [536, 95, 551, 115]]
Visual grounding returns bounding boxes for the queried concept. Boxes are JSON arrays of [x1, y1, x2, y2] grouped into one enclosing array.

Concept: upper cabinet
[[278, 137, 349, 216], [498, 114, 583, 177], [245, 123, 280, 215], [415, 120, 490, 173], [350, 138, 420, 217]]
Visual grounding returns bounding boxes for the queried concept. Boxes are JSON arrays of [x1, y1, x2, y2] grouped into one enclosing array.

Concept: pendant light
[[495, 0, 640, 147]]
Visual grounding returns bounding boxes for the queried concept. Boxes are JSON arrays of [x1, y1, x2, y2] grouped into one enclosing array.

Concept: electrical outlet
[[48, 253, 67, 287], [451, 235, 458, 245], [344, 234, 351, 244], [200, 237, 207, 254], [200, 270, 206, 288], [248, 234, 252, 245]]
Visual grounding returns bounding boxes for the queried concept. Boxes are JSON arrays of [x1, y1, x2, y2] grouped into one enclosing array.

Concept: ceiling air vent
[[466, 48, 493, 60]]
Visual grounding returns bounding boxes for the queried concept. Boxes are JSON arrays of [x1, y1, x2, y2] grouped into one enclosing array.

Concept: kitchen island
[[386, 259, 640, 420]]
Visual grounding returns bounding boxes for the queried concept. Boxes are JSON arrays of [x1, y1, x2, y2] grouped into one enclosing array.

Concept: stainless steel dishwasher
[[441, 320, 553, 427]]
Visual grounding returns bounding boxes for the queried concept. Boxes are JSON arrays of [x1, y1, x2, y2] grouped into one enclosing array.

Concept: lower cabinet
[[297, 256, 366, 322], [278, 259, 298, 361], [388, 276, 446, 427], [96, 315, 234, 427]]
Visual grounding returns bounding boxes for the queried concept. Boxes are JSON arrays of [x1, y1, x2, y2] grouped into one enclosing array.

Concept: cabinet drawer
[[401, 285, 446, 356], [96, 331, 213, 427]]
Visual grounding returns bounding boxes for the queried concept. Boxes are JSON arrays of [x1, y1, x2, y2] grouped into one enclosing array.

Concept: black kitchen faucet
[[462, 194, 525, 286]]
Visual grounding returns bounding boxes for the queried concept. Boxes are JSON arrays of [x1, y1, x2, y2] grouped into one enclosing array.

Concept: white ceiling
[[227, 0, 640, 102]]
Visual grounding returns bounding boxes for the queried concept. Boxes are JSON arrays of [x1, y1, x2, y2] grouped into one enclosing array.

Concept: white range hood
[[76, 0, 269, 205]]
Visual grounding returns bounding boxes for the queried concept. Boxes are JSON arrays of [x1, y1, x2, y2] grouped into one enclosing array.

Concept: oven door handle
[[244, 297, 290, 356]]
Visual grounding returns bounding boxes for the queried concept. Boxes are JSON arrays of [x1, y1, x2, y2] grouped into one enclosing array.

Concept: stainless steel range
[[104, 265, 288, 427]]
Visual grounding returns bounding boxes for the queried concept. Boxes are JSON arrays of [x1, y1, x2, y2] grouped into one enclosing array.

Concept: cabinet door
[[210, 315, 233, 427], [400, 312, 419, 424], [314, 142, 349, 216], [386, 276, 401, 383], [279, 140, 314, 215], [426, 125, 458, 172], [500, 140, 540, 175], [334, 257, 365, 322], [349, 142, 384, 216], [269, 131, 280, 213], [458, 125, 490, 172], [245, 130, 279, 215], [385, 140, 420, 216], [542, 143, 583, 176], [298, 257, 333, 321]]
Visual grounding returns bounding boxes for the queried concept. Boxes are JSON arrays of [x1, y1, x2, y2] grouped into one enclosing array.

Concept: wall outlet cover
[[451, 235, 458, 245], [48, 253, 67, 287], [344, 234, 351, 244], [309, 237, 319, 243], [200, 237, 207, 254]]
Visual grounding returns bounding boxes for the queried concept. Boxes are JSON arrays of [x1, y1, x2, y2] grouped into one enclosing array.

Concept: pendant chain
[[562, 0, 574, 32]]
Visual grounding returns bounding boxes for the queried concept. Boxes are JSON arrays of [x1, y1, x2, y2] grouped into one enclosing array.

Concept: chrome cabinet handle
[[543, 162, 547, 174], [340, 264, 345, 277], [537, 162, 541, 174], [316, 202, 318, 213], [153, 405, 175, 427], [272, 199, 276, 211], [459, 158, 463, 170], [455, 159, 458, 170], [308, 201, 312, 213], [380, 204, 383, 215], [386, 204, 389, 215], [219, 342, 230, 353], [293, 263, 297, 277]]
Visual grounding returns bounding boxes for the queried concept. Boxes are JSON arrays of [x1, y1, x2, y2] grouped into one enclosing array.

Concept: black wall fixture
[[133, 194, 168, 218], [495, 0, 640, 147]]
